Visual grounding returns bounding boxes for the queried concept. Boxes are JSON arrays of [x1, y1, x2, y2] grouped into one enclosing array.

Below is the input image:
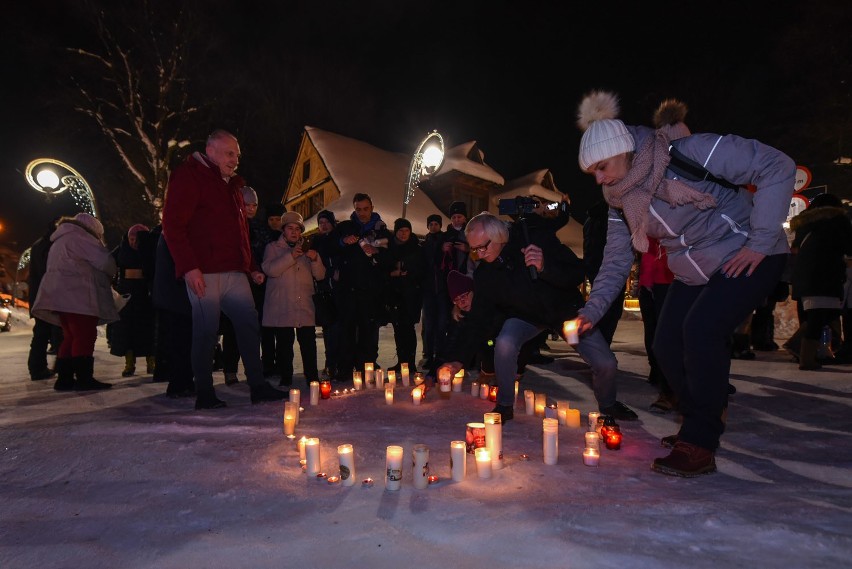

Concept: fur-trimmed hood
[[790, 205, 849, 232]]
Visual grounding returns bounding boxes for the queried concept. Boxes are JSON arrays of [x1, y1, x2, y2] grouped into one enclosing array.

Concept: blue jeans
[[186, 272, 264, 391], [493, 318, 618, 409], [653, 254, 787, 451]]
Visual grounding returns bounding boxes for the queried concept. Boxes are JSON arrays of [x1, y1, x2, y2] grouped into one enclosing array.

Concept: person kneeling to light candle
[[438, 211, 631, 423], [573, 91, 794, 476]]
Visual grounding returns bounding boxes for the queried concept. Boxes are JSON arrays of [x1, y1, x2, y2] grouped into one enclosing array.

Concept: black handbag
[[312, 281, 337, 327]]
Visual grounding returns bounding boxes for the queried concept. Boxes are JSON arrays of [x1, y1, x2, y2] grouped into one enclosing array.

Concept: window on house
[[302, 160, 311, 183]]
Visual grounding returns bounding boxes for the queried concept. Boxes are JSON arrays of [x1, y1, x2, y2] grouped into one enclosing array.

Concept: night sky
[[2, 0, 850, 250]]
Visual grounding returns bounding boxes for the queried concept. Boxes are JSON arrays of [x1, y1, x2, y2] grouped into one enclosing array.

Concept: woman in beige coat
[[262, 212, 326, 386], [33, 213, 119, 391]]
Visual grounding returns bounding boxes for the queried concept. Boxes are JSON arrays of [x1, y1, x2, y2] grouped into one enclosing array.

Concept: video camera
[[498, 196, 540, 216]]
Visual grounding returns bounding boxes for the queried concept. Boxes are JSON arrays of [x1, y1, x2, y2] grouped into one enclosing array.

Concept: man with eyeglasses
[[438, 211, 636, 422]]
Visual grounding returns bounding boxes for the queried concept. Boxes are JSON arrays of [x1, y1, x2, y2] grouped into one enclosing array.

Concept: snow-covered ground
[[1, 305, 850, 569]]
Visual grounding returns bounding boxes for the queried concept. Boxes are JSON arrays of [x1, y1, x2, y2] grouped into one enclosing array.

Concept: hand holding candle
[[562, 319, 580, 345]]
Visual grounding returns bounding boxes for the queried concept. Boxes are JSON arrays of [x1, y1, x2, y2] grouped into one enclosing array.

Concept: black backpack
[[668, 144, 739, 191]]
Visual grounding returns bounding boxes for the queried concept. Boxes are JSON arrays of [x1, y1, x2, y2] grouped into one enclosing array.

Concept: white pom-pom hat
[[577, 91, 635, 170]]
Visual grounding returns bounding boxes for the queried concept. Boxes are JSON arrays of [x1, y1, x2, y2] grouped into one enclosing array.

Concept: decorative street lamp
[[402, 130, 445, 219], [24, 158, 99, 218]]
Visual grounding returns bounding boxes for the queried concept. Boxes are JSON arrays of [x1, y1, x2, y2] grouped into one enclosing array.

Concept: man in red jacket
[[162, 129, 288, 409]]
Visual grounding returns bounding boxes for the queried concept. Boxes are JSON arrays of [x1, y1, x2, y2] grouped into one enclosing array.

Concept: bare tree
[[65, 0, 204, 226]]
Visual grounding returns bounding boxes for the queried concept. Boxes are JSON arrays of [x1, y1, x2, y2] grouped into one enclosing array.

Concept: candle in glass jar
[[483, 412, 503, 470], [400, 363, 410, 386], [411, 386, 423, 405], [470, 381, 479, 397], [283, 401, 297, 438], [452, 371, 463, 392], [387, 370, 397, 386], [479, 383, 490, 400], [488, 385, 498, 402], [289, 389, 301, 425], [545, 403, 558, 419], [583, 447, 600, 467], [305, 437, 321, 476], [413, 372, 425, 386], [542, 418, 559, 465], [588, 411, 601, 432], [450, 440, 466, 482], [337, 444, 355, 486], [475, 448, 492, 479], [566, 408, 581, 428], [385, 445, 404, 491], [534, 393, 546, 418], [352, 371, 363, 390], [585, 431, 600, 451], [438, 368, 452, 399], [411, 444, 430, 490], [309, 381, 320, 405], [375, 368, 384, 389], [514, 380, 520, 401], [320, 380, 332, 400], [524, 390, 535, 415], [557, 400, 569, 426], [298, 436, 309, 463], [364, 362, 374, 387], [563, 319, 580, 345], [385, 385, 394, 405]]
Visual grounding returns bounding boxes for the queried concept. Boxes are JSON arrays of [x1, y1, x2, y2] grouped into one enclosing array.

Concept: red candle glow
[[488, 385, 498, 402], [320, 380, 332, 399]]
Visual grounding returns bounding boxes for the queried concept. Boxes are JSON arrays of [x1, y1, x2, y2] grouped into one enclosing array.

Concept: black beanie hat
[[266, 203, 286, 217], [393, 218, 412, 233], [427, 214, 442, 227], [317, 209, 337, 225], [449, 201, 467, 217]]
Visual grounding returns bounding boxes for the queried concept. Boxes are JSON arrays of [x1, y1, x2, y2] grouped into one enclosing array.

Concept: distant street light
[[834, 156, 852, 165], [402, 130, 445, 219], [24, 158, 99, 218]]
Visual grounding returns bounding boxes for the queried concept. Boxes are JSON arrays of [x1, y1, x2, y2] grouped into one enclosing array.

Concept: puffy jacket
[[261, 237, 326, 327], [32, 220, 119, 326], [580, 127, 795, 326]]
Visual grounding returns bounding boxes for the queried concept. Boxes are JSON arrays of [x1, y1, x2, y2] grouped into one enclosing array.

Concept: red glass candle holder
[[488, 385, 498, 402], [320, 380, 332, 399], [605, 426, 622, 450]]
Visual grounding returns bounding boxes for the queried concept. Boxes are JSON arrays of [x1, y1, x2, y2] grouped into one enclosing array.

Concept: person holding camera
[[438, 211, 633, 422]]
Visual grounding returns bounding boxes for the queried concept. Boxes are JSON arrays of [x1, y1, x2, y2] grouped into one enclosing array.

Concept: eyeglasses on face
[[470, 239, 491, 254]]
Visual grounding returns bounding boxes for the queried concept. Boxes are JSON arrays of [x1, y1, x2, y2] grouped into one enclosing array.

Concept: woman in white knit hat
[[573, 91, 795, 477]]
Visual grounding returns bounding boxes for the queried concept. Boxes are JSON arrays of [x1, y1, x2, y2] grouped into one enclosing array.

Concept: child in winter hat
[[317, 210, 337, 226], [393, 218, 413, 233], [446, 269, 474, 302], [240, 186, 258, 205]]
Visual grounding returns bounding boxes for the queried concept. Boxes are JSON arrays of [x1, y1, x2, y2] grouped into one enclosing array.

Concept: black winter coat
[[791, 206, 852, 301], [385, 236, 427, 324], [445, 222, 585, 365]]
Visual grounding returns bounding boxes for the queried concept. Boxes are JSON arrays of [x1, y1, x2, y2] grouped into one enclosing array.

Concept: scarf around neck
[[602, 130, 717, 252]]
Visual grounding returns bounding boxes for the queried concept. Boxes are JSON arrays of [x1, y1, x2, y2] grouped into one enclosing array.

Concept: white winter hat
[[578, 119, 634, 170], [577, 90, 635, 170], [74, 212, 104, 238]]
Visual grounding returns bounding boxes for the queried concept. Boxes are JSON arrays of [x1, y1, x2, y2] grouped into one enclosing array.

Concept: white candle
[[557, 401, 569, 426], [283, 401, 297, 438], [585, 431, 600, 451], [298, 436, 308, 463], [588, 411, 601, 432], [452, 370, 463, 392], [450, 441, 466, 482], [566, 408, 581, 428], [475, 447, 492, 479], [387, 370, 397, 386], [535, 393, 546, 418], [305, 437, 321, 476], [309, 381, 320, 405], [563, 319, 579, 345], [289, 389, 301, 425], [411, 386, 423, 405], [438, 368, 451, 399], [385, 445, 404, 491], [352, 371, 363, 390], [479, 383, 489, 400], [364, 362, 374, 387], [543, 418, 559, 465], [483, 412, 503, 470], [375, 368, 384, 389], [583, 447, 600, 467], [400, 363, 410, 386], [470, 381, 479, 397], [412, 444, 430, 490], [524, 390, 535, 415], [385, 385, 394, 405], [337, 444, 355, 486]]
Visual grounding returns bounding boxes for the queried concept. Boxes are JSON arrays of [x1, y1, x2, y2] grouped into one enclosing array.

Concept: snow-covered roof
[[302, 127, 450, 235], [436, 141, 505, 186]]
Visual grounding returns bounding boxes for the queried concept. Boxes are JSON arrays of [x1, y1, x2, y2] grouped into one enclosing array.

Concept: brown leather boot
[[652, 441, 716, 477]]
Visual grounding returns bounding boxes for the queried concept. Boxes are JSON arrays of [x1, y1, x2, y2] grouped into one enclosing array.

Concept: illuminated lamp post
[[402, 130, 445, 219], [24, 158, 99, 218]]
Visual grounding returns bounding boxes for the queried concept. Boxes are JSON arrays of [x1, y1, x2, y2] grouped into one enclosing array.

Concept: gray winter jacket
[[32, 220, 120, 326], [579, 126, 795, 326]]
